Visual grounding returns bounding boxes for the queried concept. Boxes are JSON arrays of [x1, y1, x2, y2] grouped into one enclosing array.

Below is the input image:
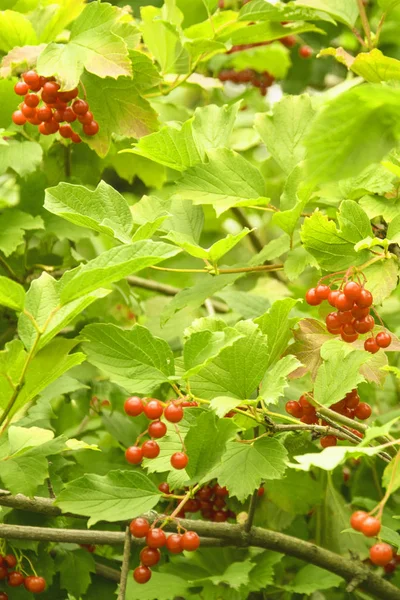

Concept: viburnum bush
[[0, 0, 400, 598]]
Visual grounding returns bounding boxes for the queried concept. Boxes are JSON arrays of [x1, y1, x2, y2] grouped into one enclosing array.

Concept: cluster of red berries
[[306, 280, 392, 353], [218, 69, 275, 96], [286, 389, 370, 447], [350, 512, 400, 572], [0, 554, 45, 594], [124, 397, 196, 470], [129, 518, 200, 584], [12, 70, 99, 143]]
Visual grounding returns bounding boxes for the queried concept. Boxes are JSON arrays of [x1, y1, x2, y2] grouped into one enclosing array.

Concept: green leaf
[[286, 564, 343, 593], [301, 200, 372, 271], [0, 340, 26, 414], [7, 425, 54, 455], [378, 0, 400, 9], [267, 470, 323, 514], [247, 551, 283, 592], [239, 0, 335, 22], [185, 411, 238, 482], [359, 194, 400, 223], [172, 149, 268, 216], [313, 340, 369, 407], [44, 180, 134, 243], [217, 289, 270, 319], [206, 437, 288, 501], [255, 298, 300, 369], [126, 571, 188, 600], [228, 21, 325, 45], [56, 549, 95, 598], [191, 103, 240, 156], [382, 453, 400, 495], [59, 240, 180, 303], [255, 94, 315, 174], [0, 11, 37, 52], [387, 213, 400, 243], [273, 165, 314, 236], [304, 85, 400, 183], [339, 162, 395, 199], [18, 272, 59, 351], [12, 338, 85, 421], [79, 71, 159, 157], [260, 355, 302, 405], [0, 209, 43, 256], [37, 2, 132, 89], [141, 5, 187, 74], [189, 321, 269, 400], [56, 470, 161, 526], [201, 561, 254, 589], [0, 276, 25, 311], [230, 42, 291, 79], [290, 444, 389, 471], [351, 49, 400, 83], [209, 396, 243, 418], [362, 258, 399, 305], [183, 328, 244, 378], [165, 228, 251, 263], [130, 50, 162, 91], [82, 323, 175, 393], [294, 0, 359, 27]]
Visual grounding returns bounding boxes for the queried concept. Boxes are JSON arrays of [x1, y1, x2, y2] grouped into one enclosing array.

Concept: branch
[[117, 527, 131, 600], [96, 562, 121, 583], [244, 489, 259, 533], [126, 275, 229, 313], [231, 207, 263, 253], [1, 499, 400, 599]]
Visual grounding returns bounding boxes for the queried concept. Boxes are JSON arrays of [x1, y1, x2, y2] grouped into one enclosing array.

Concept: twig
[[231, 207, 263, 253], [117, 527, 131, 600], [357, 0, 372, 48], [245, 489, 259, 533]]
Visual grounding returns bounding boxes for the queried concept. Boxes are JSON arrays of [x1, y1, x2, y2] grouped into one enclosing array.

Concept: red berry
[[0, 566, 7, 580], [164, 402, 184, 423], [38, 122, 49, 135], [133, 565, 152, 584], [280, 35, 297, 47], [360, 516, 381, 537], [370, 543, 393, 566], [336, 293, 354, 311], [299, 45, 313, 58], [148, 420, 167, 439], [23, 70, 40, 88], [57, 87, 79, 102], [257, 486, 265, 497], [24, 576, 46, 593], [326, 312, 340, 330], [214, 484, 229, 497], [171, 452, 188, 469], [341, 329, 358, 343], [353, 315, 374, 334], [141, 440, 160, 459], [21, 103, 36, 118], [72, 99, 89, 115], [4, 556, 16, 569], [166, 533, 183, 554], [181, 531, 200, 551], [315, 284, 330, 300], [320, 435, 337, 448], [37, 106, 53, 122], [355, 402, 371, 420], [350, 510, 368, 531], [345, 390, 359, 409], [197, 486, 213, 501], [342, 323, 356, 336], [130, 517, 150, 538], [305, 288, 321, 306], [125, 446, 142, 464], [14, 81, 29, 95], [44, 119, 59, 134], [327, 326, 341, 335], [59, 124, 73, 138], [299, 395, 314, 414], [8, 571, 24, 586], [71, 133, 82, 144], [337, 310, 353, 325], [124, 396, 143, 416], [12, 110, 26, 125], [300, 413, 317, 424], [356, 289, 373, 308], [139, 546, 160, 566], [0, 592, 8, 600], [343, 281, 362, 300], [376, 332, 391, 348], [83, 120, 99, 136], [53, 109, 65, 123], [327, 290, 340, 307], [146, 528, 166, 548], [24, 93, 40, 108], [78, 111, 94, 124], [364, 337, 379, 354], [285, 400, 303, 418], [214, 510, 228, 522], [158, 482, 170, 494], [43, 81, 60, 96], [144, 399, 163, 420], [384, 559, 397, 574], [352, 305, 370, 319], [63, 107, 77, 122]]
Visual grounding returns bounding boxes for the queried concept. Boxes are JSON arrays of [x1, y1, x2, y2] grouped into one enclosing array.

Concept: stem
[[352, 27, 368, 48], [357, 0, 372, 48], [375, 12, 387, 47], [117, 527, 131, 600], [0, 255, 21, 282], [150, 264, 284, 275], [245, 489, 259, 533], [63, 144, 71, 179]]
